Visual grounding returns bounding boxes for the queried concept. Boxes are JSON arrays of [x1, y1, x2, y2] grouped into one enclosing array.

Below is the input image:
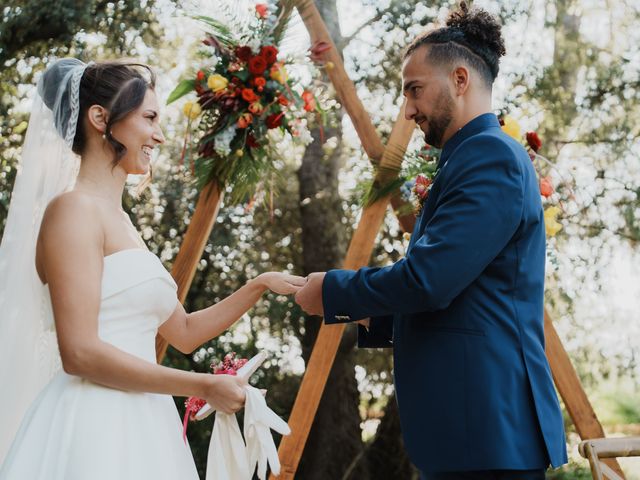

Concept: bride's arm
[[159, 272, 305, 354], [38, 194, 245, 413]]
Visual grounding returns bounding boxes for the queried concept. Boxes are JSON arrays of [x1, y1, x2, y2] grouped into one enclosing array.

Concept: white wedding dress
[[0, 248, 199, 479]]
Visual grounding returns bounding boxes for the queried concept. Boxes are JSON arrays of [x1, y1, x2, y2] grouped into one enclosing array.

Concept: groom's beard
[[418, 90, 455, 148]]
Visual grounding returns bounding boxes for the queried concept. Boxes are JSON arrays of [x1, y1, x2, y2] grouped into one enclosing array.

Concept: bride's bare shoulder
[[39, 192, 103, 250], [41, 191, 101, 229], [36, 192, 104, 282]]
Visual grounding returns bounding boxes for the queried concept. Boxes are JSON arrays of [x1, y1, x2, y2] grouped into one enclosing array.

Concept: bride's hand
[[203, 374, 247, 414], [257, 272, 306, 295]]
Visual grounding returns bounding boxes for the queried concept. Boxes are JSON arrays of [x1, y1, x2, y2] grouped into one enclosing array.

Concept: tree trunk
[[362, 395, 419, 480]]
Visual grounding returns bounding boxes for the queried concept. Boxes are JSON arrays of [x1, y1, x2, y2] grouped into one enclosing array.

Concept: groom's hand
[[294, 272, 326, 316]]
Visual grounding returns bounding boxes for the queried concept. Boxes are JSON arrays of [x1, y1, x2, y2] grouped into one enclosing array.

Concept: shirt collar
[[438, 113, 501, 168]]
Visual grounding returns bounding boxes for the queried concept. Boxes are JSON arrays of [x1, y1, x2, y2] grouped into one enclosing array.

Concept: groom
[[295, 3, 567, 479]]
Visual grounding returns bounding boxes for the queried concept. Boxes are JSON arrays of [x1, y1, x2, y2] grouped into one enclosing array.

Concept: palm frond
[[191, 14, 238, 48]]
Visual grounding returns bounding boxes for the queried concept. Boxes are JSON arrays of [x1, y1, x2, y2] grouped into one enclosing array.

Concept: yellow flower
[[183, 101, 201, 120], [270, 64, 287, 84], [207, 74, 228, 92], [235, 149, 244, 157], [544, 206, 562, 237], [501, 116, 521, 141]]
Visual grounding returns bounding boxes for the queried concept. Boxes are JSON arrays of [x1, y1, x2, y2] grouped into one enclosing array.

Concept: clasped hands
[[257, 271, 369, 326], [293, 272, 370, 328]]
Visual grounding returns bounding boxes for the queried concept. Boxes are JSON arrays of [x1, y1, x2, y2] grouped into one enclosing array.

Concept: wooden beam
[[155, 182, 223, 362], [297, 0, 385, 162], [544, 312, 625, 477]]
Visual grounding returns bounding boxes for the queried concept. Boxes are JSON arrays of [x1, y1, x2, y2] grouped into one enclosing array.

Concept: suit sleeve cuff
[[322, 269, 359, 324]]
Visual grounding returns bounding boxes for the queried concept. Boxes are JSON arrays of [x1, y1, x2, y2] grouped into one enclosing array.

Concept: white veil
[[0, 58, 89, 462]]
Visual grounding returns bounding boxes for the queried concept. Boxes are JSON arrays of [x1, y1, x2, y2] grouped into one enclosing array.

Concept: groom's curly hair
[[404, 2, 506, 88]]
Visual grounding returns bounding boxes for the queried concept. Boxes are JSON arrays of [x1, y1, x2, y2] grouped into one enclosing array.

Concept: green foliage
[[546, 461, 593, 480], [166, 79, 196, 105]]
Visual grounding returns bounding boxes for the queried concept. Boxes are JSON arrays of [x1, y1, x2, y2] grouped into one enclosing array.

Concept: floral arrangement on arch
[[168, 1, 322, 203], [362, 114, 567, 241], [500, 115, 566, 239]]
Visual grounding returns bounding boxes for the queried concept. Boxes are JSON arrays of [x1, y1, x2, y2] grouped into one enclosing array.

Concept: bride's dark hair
[[41, 61, 156, 159]]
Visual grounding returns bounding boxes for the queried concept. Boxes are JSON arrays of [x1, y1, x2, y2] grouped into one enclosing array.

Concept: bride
[[0, 58, 304, 478]]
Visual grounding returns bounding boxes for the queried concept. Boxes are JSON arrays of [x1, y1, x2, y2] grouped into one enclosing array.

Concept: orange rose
[[237, 113, 253, 129], [241, 88, 259, 103], [539, 176, 554, 198], [248, 102, 264, 114], [278, 94, 289, 107]]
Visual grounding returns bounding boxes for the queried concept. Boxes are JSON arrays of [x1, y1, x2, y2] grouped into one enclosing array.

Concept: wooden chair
[[579, 437, 640, 479]]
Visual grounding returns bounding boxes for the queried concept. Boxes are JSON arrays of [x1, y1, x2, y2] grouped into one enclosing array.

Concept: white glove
[[206, 411, 250, 480], [243, 386, 291, 479]]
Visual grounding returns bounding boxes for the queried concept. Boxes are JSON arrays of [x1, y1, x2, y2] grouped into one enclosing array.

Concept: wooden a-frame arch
[[155, 2, 625, 478]]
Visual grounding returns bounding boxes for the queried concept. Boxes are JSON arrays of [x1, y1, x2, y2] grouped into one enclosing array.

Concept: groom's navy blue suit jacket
[[323, 114, 567, 473]]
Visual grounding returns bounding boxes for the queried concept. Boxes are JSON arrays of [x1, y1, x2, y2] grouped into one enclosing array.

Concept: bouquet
[[182, 352, 248, 441], [168, 1, 322, 203]]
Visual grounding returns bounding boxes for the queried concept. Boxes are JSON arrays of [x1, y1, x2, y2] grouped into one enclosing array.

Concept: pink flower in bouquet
[[255, 3, 269, 18], [182, 352, 248, 441], [249, 55, 268, 75]]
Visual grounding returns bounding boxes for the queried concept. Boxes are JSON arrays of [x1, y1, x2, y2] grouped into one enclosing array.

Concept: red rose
[[253, 77, 266, 88], [196, 70, 205, 81], [235, 46, 253, 62], [246, 134, 259, 148], [255, 3, 268, 18], [260, 45, 279, 65], [241, 88, 259, 103], [266, 112, 284, 129], [414, 174, 433, 200], [248, 55, 268, 75], [526, 131, 542, 152]]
